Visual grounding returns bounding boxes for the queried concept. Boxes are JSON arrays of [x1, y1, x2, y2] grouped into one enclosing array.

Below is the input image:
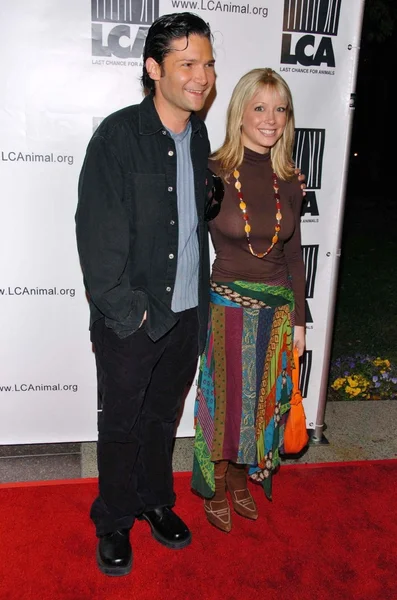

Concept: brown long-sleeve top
[[209, 147, 306, 326]]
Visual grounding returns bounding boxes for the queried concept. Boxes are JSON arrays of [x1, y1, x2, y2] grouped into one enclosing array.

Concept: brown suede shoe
[[226, 463, 258, 520], [204, 498, 232, 533], [228, 487, 258, 520]]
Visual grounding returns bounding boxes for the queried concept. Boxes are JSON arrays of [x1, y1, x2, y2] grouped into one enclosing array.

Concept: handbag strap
[[292, 347, 300, 393]]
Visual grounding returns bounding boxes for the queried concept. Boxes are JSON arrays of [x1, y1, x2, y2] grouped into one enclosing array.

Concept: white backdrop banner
[[0, 0, 364, 443]]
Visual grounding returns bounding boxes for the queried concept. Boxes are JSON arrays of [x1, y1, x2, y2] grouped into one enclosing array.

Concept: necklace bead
[[233, 168, 282, 259]]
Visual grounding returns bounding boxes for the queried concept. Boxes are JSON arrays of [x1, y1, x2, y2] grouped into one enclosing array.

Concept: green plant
[[329, 354, 397, 401]]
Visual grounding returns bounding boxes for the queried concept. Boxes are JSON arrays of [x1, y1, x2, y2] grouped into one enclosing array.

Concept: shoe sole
[[138, 515, 192, 549], [233, 507, 258, 520], [150, 528, 192, 549], [205, 517, 232, 533], [96, 546, 133, 577]]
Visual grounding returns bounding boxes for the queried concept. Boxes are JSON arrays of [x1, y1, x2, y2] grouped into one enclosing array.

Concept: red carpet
[[1, 460, 396, 600]]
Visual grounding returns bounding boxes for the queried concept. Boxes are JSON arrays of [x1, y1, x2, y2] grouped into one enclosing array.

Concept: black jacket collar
[[138, 93, 203, 136]]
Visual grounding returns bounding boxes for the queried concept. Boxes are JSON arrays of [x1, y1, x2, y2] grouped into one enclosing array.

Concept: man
[[75, 12, 217, 576]]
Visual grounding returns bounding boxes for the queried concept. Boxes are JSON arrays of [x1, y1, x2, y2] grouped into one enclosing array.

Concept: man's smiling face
[[150, 34, 215, 121]]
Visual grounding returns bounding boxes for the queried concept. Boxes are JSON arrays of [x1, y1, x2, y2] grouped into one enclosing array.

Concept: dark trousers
[[90, 309, 199, 536]]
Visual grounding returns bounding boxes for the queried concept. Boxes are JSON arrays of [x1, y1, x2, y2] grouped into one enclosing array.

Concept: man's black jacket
[[75, 94, 212, 352]]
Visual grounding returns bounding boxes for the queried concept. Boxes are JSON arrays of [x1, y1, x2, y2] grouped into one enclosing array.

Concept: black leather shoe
[[96, 529, 133, 576], [138, 507, 192, 549]]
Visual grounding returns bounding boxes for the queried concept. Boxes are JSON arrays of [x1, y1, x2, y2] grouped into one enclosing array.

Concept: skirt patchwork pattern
[[191, 280, 295, 500]]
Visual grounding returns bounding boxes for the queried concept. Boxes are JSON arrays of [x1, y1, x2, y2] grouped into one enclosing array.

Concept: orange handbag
[[283, 348, 309, 454]]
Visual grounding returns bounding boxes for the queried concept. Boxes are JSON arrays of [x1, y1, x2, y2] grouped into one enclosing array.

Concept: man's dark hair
[[141, 12, 213, 94]]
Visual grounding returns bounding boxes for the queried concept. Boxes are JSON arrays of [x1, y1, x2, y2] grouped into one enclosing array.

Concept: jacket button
[[168, 150, 174, 156], [162, 130, 167, 135], [168, 186, 173, 192], [169, 253, 174, 259], [170, 220, 175, 225], [166, 286, 172, 292]]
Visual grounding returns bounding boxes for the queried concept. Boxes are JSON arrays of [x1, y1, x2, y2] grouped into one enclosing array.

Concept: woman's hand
[[294, 325, 306, 357], [294, 168, 307, 196]]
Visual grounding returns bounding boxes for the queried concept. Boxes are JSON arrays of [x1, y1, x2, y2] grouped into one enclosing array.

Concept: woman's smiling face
[[241, 86, 288, 154]]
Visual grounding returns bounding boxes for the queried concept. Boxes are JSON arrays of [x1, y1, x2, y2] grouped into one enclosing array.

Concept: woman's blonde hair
[[212, 68, 296, 181]]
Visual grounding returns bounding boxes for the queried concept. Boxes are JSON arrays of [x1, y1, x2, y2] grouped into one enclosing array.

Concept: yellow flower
[[346, 386, 361, 397], [347, 376, 358, 388], [332, 378, 346, 390], [374, 358, 390, 369]]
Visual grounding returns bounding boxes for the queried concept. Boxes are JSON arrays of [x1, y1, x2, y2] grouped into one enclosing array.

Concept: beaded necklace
[[233, 168, 281, 259]]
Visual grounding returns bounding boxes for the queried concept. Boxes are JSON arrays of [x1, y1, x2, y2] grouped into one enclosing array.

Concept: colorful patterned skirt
[[191, 280, 295, 501]]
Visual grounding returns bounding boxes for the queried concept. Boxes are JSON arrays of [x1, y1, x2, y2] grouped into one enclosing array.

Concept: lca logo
[[281, 0, 341, 67], [293, 129, 325, 223], [91, 0, 159, 59], [293, 128, 325, 191], [294, 129, 325, 221], [302, 244, 319, 325], [301, 191, 319, 219]]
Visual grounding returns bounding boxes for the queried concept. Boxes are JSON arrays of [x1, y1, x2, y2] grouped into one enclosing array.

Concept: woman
[[192, 68, 306, 532]]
